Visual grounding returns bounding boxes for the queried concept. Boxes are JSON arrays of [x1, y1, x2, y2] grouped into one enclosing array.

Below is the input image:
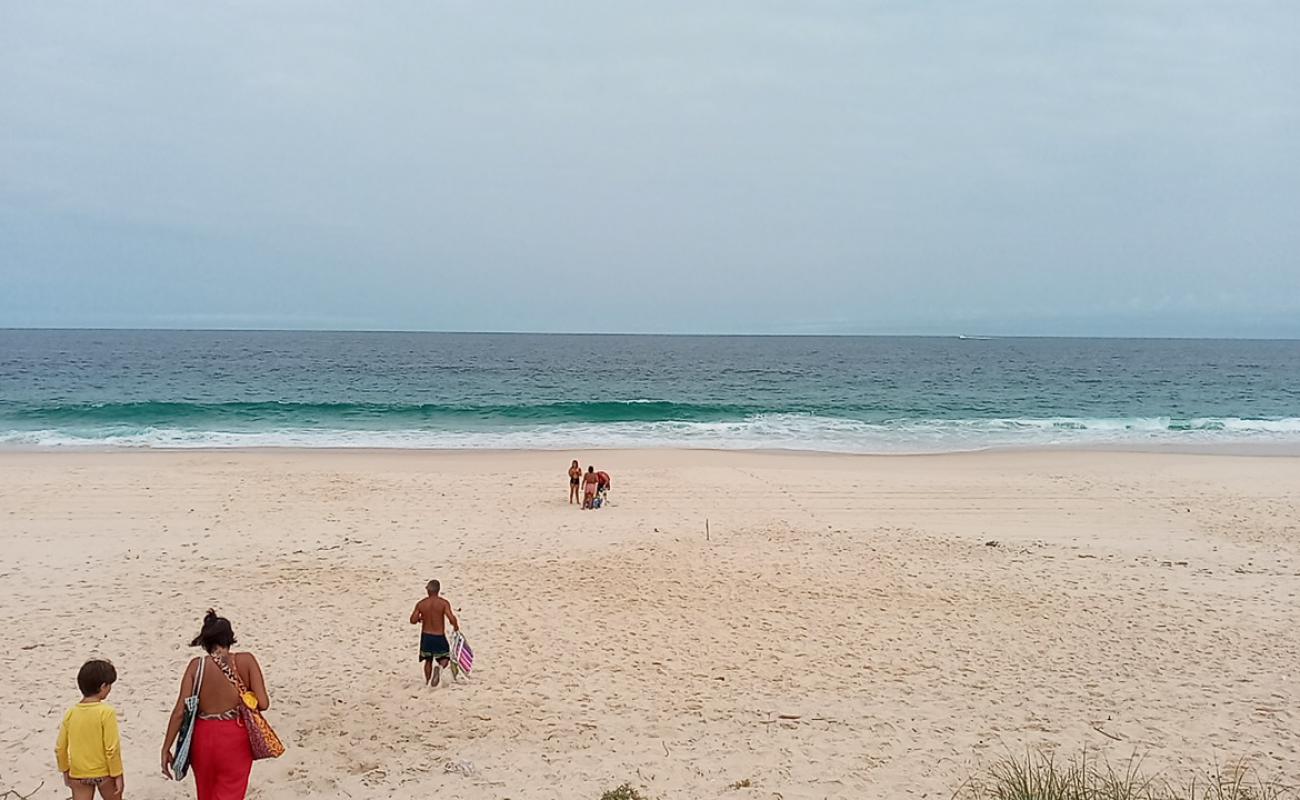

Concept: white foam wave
[[3, 415, 1300, 453]]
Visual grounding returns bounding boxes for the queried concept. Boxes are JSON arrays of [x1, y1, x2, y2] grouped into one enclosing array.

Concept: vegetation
[[955, 751, 1295, 800], [599, 783, 651, 800], [595, 752, 1293, 800]]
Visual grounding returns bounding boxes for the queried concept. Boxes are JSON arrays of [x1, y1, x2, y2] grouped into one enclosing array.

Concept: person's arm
[[445, 601, 460, 632], [244, 653, 270, 711], [409, 603, 422, 625], [55, 712, 70, 779], [102, 707, 124, 778], [159, 660, 196, 779]]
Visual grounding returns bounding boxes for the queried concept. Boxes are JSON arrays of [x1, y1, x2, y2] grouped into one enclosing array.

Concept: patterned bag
[[213, 655, 286, 760], [172, 656, 205, 779], [449, 630, 474, 679]]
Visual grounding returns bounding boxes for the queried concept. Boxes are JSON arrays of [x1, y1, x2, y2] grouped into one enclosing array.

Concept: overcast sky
[[2, 2, 1297, 336]]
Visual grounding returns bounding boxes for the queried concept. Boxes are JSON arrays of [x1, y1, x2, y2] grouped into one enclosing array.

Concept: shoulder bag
[[172, 656, 205, 780], [213, 654, 285, 760]]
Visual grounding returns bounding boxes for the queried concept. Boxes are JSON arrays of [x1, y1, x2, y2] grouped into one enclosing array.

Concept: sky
[[1, 2, 1298, 337]]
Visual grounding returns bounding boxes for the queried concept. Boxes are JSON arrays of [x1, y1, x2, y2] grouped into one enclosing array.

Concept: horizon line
[[2, 326, 1299, 342]]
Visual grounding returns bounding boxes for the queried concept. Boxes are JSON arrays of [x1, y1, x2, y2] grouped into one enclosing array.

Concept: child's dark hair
[[190, 609, 237, 652], [77, 660, 117, 696]]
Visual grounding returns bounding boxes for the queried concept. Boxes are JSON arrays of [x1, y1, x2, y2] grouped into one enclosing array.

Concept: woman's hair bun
[[191, 609, 238, 652]]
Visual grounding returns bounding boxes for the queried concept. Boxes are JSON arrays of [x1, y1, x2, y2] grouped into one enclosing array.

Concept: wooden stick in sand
[[0, 780, 44, 800], [1090, 722, 1123, 742]]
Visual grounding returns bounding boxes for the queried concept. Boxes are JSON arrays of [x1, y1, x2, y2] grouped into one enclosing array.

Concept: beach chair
[[449, 631, 474, 679]]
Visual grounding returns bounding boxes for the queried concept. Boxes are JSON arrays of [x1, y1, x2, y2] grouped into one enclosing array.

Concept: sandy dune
[[2, 449, 1298, 799]]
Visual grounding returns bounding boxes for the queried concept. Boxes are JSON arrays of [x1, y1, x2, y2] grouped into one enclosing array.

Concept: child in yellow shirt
[[55, 660, 125, 800]]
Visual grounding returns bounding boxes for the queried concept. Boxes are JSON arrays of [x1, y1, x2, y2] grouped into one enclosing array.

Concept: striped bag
[[449, 631, 474, 679], [171, 656, 205, 780]]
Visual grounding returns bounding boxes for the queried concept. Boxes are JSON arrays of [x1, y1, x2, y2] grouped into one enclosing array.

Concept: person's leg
[[190, 720, 212, 800], [431, 635, 451, 686], [206, 719, 253, 800], [431, 661, 442, 687], [420, 632, 435, 683], [69, 781, 97, 800], [96, 778, 123, 800]]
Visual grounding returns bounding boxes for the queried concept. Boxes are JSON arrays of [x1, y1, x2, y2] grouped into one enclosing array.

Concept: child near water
[[55, 660, 125, 800]]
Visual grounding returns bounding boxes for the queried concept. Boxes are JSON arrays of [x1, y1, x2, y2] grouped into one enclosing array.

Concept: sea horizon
[[4, 326, 1300, 342], [2, 329, 1296, 453]]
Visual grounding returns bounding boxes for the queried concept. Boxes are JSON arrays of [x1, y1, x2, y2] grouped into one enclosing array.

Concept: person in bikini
[[568, 459, 582, 504], [410, 579, 460, 687], [160, 609, 272, 797]]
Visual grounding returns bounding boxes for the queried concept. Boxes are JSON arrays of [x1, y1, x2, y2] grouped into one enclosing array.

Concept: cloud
[[1, 2, 1297, 336]]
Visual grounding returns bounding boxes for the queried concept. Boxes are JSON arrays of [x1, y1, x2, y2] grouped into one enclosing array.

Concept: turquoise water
[[1, 330, 1298, 451]]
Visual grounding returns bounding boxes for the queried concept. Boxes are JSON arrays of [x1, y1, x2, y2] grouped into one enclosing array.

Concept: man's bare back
[[412, 595, 455, 635]]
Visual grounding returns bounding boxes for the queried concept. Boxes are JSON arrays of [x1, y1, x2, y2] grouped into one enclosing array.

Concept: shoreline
[[3, 440, 1300, 458]]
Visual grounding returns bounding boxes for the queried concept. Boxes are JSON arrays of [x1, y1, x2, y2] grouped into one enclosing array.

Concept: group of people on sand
[[568, 459, 612, 509], [54, 580, 463, 800], [53, 610, 271, 800]]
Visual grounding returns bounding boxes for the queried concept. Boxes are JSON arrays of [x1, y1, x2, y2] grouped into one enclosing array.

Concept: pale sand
[[2, 449, 1298, 799]]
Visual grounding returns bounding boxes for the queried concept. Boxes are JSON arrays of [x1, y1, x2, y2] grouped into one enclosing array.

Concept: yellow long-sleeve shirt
[[54, 701, 123, 779]]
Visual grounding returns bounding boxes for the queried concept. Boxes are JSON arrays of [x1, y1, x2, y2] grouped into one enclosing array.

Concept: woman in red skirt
[[160, 610, 271, 799]]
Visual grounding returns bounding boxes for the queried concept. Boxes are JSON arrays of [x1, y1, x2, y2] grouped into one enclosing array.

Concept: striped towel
[[449, 631, 474, 678]]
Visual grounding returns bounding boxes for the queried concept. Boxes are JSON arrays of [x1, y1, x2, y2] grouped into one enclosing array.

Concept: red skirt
[[190, 718, 253, 800]]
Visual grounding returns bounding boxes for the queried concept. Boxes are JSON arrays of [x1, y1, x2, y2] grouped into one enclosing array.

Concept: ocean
[[1, 330, 1298, 452]]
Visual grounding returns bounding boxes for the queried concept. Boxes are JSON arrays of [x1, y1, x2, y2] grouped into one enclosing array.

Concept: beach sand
[[2, 449, 1298, 799]]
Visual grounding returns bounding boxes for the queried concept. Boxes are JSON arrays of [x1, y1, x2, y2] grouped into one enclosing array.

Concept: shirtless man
[[410, 580, 460, 686]]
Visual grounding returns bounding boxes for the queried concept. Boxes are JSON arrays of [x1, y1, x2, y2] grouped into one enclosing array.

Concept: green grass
[[955, 751, 1295, 800]]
